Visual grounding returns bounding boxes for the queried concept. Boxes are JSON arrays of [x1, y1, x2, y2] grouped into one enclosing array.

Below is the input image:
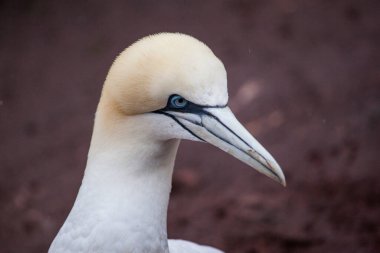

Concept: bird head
[[98, 33, 285, 186]]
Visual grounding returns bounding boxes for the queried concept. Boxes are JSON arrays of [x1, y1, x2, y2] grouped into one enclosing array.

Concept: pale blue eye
[[170, 95, 188, 109]]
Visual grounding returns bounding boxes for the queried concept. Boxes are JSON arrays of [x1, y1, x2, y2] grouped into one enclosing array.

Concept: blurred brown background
[[1, 0, 380, 252]]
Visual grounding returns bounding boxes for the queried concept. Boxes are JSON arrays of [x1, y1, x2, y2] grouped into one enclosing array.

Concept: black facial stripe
[[159, 94, 227, 113], [160, 111, 279, 179], [154, 102, 227, 118], [154, 94, 280, 179], [154, 111, 205, 142]]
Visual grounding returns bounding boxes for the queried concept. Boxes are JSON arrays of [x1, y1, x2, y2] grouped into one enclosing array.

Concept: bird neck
[[50, 104, 180, 253]]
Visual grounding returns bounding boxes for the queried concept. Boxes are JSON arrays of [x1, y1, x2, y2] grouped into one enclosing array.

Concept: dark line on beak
[[203, 125, 281, 180], [202, 110, 252, 148], [154, 111, 205, 142], [201, 109, 276, 175], [154, 101, 281, 181], [182, 109, 280, 180], [166, 110, 281, 180], [200, 104, 227, 109]]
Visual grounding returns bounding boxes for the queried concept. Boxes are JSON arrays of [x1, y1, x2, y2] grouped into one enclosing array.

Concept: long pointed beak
[[166, 107, 286, 186]]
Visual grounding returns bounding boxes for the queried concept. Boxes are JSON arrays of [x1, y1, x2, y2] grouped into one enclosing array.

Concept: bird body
[[169, 240, 223, 253], [49, 33, 285, 253]]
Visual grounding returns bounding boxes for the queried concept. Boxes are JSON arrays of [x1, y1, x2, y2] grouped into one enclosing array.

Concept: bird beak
[[163, 106, 286, 186]]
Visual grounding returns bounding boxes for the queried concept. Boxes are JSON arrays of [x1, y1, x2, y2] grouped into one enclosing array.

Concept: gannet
[[49, 33, 285, 253]]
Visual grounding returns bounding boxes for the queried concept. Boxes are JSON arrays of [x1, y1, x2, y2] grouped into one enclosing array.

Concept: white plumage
[[169, 240, 223, 253], [49, 33, 285, 253]]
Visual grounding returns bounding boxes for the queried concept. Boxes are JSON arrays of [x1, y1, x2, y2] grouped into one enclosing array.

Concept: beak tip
[[278, 171, 286, 187], [274, 173, 286, 187], [267, 161, 286, 187]]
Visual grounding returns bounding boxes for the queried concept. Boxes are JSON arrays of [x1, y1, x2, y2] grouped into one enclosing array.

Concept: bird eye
[[170, 95, 188, 109]]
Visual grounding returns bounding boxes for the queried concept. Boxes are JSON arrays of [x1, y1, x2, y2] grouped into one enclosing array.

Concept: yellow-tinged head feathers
[[100, 33, 228, 115], [90, 33, 286, 188]]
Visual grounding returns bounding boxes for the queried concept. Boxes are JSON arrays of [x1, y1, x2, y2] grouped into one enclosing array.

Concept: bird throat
[[50, 113, 180, 252]]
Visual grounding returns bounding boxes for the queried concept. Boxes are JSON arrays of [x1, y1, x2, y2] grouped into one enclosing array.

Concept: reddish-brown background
[[1, 0, 379, 252]]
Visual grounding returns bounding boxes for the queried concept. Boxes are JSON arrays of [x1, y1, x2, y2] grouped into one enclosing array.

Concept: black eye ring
[[170, 95, 188, 109]]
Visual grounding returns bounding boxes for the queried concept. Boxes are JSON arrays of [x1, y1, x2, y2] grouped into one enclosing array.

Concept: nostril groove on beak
[[202, 110, 253, 149], [201, 112, 280, 178], [198, 115, 281, 180], [157, 109, 283, 182], [247, 149, 274, 174]]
